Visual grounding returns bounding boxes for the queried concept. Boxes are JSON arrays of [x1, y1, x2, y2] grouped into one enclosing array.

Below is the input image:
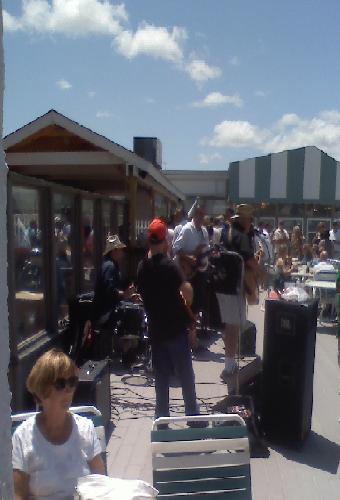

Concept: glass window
[[277, 204, 304, 217], [307, 218, 331, 243], [12, 186, 46, 342], [53, 193, 74, 323], [278, 218, 304, 235], [117, 201, 128, 244], [81, 199, 95, 292], [256, 203, 277, 217], [102, 200, 112, 242]]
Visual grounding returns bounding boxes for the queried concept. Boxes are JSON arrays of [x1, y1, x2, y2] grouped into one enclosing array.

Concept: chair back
[[313, 270, 337, 282], [151, 414, 251, 499]]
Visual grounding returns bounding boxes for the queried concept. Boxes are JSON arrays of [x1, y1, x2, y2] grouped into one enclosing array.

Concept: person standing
[[218, 204, 260, 380], [272, 220, 290, 257], [172, 205, 210, 350], [137, 219, 200, 422], [256, 221, 273, 264], [330, 220, 340, 259], [172, 207, 187, 245]]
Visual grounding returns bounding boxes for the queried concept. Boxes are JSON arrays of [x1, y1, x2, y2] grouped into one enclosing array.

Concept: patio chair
[[313, 270, 337, 322], [151, 414, 251, 499], [11, 405, 107, 467]]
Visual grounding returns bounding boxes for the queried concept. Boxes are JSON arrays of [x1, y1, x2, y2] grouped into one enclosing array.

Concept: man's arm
[[180, 281, 193, 306], [102, 262, 121, 302], [88, 454, 106, 475], [172, 226, 188, 255]]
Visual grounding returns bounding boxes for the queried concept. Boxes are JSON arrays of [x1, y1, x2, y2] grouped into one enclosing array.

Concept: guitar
[[177, 243, 211, 280], [244, 249, 262, 305]]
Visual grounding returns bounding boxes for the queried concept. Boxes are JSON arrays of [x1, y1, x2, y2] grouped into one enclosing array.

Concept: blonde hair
[[26, 348, 77, 402]]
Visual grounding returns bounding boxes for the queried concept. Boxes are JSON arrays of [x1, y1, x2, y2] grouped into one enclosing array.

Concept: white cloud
[[3, 10, 22, 31], [185, 59, 221, 83], [96, 110, 112, 118], [146, 97, 155, 104], [5, 2, 220, 85], [276, 113, 300, 130], [204, 109, 340, 160], [4, 0, 127, 36], [206, 120, 267, 148], [193, 91, 243, 108], [254, 90, 266, 97], [229, 55, 240, 66], [115, 23, 186, 63], [88, 90, 96, 98], [56, 79, 72, 90], [198, 152, 222, 164]]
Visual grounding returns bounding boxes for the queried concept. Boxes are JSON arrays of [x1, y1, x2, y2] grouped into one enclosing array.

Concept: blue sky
[[4, 0, 340, 170]]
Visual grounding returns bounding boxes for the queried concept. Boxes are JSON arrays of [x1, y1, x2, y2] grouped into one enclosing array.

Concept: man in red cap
[[137, 218, 202, 424]]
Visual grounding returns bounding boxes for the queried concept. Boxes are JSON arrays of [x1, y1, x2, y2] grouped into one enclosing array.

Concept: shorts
[[216, 293, 246, 328]]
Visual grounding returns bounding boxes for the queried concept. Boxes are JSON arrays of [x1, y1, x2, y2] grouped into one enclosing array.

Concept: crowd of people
[[12, 202, 340, 497]]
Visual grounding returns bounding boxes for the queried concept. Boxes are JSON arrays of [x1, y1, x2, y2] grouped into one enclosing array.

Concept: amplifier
[[73, 359, 111, 428], [262, 299, 318, 445], [240, 320, 256, 356]]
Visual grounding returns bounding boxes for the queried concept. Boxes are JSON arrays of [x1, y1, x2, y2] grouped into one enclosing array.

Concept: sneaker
[[220, 366, 238, 383]]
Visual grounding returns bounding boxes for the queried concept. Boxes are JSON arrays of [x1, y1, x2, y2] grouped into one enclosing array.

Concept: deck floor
[[106, 298, 340, 499]]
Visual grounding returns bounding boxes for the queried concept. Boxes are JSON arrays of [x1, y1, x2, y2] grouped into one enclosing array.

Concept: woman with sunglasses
[[12, 348, 105, 499]]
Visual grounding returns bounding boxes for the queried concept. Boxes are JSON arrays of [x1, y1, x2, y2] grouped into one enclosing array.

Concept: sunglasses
[[53, 376, 79, 391]]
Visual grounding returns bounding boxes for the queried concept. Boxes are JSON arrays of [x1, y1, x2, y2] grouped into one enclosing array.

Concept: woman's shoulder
[[72, 413, 95, 433], [12, 414, 37, 442]]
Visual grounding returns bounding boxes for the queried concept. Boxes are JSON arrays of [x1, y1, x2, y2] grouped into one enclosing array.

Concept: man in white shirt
[[256, 221, 273, 264], [330, 220, 340, 259], [272, 220, 290, 257], [173, 206, 210, 272], [173, 206, 210, 350], [172, 208, 187, 245]]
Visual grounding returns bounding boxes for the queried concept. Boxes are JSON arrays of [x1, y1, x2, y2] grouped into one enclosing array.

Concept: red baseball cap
[[148, 218, 167, 244]]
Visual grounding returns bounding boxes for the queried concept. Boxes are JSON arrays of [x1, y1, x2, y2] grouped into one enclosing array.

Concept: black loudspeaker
[[73, 359, 111, 427], [262, 299, 318, 445]]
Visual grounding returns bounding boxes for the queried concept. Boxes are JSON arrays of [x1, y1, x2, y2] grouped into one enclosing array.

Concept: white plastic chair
[[313, 270, 337, 322], [12, 405, 106, 464]]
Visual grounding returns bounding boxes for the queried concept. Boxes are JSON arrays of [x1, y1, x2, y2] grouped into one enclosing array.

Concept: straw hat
[[103, 234, 126, 255], [231, 204, 254, 220]]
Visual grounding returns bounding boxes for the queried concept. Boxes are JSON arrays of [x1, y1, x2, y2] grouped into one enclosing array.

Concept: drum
[[115, 302, 146, 340]]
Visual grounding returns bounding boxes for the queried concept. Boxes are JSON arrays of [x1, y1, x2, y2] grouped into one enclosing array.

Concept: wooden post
[[128, 166, 138, 246], [151, 188, 155, 218]]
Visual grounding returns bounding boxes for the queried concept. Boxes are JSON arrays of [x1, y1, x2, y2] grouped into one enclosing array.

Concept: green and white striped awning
[[229, 146, 340, 205]]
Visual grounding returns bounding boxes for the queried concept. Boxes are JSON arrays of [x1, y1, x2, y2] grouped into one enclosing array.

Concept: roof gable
[[6, 124, 105, 153], [4, 109, 185, 200]]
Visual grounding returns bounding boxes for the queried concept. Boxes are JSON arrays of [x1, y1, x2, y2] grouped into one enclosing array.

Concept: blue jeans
[[152, 334, 199, 418]]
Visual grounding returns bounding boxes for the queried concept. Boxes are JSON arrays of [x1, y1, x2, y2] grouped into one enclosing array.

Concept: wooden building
[[4, 109, 184, 410]]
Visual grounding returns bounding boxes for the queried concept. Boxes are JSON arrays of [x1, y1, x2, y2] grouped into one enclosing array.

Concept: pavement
[[106, 326, 228, 484], [105, 295, 340, 499]]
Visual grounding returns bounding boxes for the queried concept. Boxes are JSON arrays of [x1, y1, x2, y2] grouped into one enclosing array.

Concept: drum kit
[[111, 300, 151, 369]]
